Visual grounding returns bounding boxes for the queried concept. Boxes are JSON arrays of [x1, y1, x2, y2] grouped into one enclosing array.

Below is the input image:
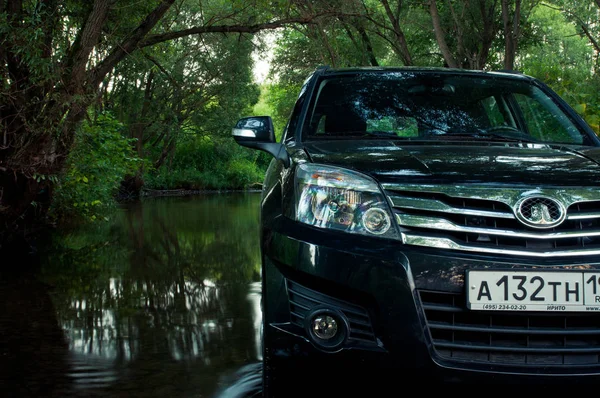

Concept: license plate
[[466, 270, 600, 312]]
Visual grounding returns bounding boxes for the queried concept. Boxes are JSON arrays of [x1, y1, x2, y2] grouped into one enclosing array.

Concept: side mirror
[[232, 116, 291, 168]]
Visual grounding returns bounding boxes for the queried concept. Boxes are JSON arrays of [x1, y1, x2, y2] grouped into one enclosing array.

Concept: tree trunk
[[69, 0, 111, 89], [154, 137, 176, 171], [0, 0, 175, 246], [502, 0, 520, 70], [356, 24, 379, 66], [121, 71, 154, 197], [380, 0, 413, 65], [0, 106, 86, 242], [474, 0, 498, 69], [429, 0, 458, 68]]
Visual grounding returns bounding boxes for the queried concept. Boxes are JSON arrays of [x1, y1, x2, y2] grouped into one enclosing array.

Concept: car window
[[481, 96, 508, 127], [282, 90, 307, 143], [303, 72, 594, 146], [514, 93, 583, 144]]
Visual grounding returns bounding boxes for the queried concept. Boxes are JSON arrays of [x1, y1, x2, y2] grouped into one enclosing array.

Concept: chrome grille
[[420, 290, 600, 366], [383, 185, 600, 257]]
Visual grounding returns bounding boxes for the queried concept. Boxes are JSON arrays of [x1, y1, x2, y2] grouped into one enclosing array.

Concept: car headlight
[[295, 163, 398, 238]]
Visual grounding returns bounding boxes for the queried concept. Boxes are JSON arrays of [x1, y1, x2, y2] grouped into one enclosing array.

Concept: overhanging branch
[[139, 13, 349, 48], [542, 2, 600, 54], [90, 0, 177, 87]]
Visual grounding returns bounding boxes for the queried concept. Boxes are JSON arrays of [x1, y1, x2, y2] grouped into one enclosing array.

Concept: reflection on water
[[0, 194, 263, 397]]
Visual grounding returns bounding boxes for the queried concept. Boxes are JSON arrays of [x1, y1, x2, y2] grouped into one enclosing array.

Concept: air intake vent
[[420, 290, 600, 366], [286, 280, 376, 343]]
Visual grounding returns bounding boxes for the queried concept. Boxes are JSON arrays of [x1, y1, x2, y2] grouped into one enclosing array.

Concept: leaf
[[574, 103, 587, 115], [585, 114, 600, 125], [82, 176, 89, 183]]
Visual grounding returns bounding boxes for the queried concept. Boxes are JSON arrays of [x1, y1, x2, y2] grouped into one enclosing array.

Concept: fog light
[[305, 308, 348, 351], [312, 315, 338, 340], [362, 208, 391, 235]]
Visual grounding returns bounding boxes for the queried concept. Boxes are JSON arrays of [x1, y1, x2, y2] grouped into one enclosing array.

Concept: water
[[0, 193, 264, 397]]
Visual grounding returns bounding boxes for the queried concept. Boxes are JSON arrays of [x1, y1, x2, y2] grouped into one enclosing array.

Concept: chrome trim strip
[[387, 195, 515, 219], [568, 212, 600, 220], [396, 213, 600, 239], [382, 184, 600, 209], [402, 233, 600, 258], [232, 128, 256, 138]]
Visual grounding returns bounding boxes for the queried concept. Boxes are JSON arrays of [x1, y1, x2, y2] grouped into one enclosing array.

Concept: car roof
[[318, 66, 533, 81]]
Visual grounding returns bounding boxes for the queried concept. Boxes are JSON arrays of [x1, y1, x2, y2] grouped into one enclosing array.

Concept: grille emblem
[[515, 196, 566, 229]]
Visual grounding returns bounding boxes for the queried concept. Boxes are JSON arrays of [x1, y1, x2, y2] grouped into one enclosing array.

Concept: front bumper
[[262, 216, 600, 388]]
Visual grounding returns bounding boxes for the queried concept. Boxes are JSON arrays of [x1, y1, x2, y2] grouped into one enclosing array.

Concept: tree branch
[[356, 23, 380, 66], [502, 0, 512, 69], [142, 52, 181, 89], [581, 22, 600, 54], [6, 0, 29, 91], [339, 19, 364, 63], [90, 0, 177, 88], [139, 13, 345, 48], [447, 0, 466, 65], [70, 0, 111, 89], [40, 0, 59, 59], [513, 0, 521, 40], [379, 0, 412, 65], [543, 3, 600, 54]]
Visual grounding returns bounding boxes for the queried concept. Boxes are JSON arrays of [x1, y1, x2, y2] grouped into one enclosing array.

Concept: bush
[[51, 114, 142, 222], [144, 136, 266, 191], [226, 159, 264, 188]]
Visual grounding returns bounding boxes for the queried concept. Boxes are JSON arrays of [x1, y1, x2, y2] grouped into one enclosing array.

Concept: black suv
[[233, 67, 600, 391]]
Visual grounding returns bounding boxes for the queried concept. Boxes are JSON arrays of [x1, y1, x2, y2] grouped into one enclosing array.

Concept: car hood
[[303, 140, 600, 186]]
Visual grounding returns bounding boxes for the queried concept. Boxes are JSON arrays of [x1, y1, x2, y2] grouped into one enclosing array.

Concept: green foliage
[[519, 5, 600, 134], [51, 114, 142, 222], [144, 137, 265, 190], [6, 0, 600, 229], [108, 32, 263, 193], [253, 84, 287, 140]]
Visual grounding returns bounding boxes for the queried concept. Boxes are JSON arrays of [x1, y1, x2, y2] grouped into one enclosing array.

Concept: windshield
[[303, 72, 596, 146]]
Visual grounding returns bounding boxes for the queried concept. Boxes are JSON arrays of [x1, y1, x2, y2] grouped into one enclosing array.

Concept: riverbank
[[140, 186, 263, 198]]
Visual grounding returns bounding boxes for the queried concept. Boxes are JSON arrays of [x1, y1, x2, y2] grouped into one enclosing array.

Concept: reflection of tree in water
[[41, 194, 262, 395]]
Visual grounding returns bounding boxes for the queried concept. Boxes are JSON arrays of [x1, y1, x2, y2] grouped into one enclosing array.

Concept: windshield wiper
[[311, 131, 412, 139], [360, 130, 413, 139], [441, 132, 537, 143]]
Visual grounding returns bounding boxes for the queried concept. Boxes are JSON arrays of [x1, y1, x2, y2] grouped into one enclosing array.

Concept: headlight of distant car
[[295, 163, 398, 238]]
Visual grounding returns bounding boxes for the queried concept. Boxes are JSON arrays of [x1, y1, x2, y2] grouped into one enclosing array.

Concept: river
[[0, 193, 263, 397]]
